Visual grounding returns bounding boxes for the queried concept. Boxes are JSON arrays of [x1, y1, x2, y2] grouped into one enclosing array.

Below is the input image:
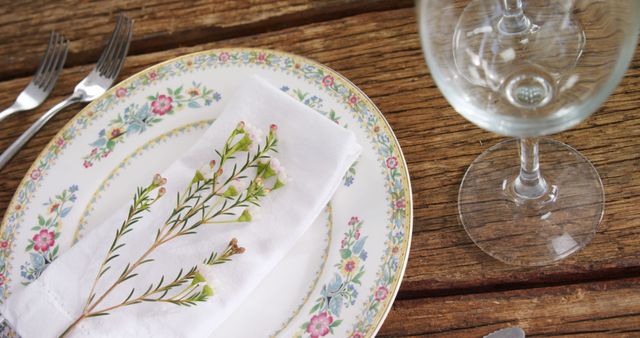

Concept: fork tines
[[34, 31, 69, 92], [96, 15, 134, 79]]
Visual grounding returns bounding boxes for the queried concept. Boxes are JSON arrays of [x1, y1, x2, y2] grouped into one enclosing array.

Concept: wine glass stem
[[502, 0, 523, 15], [514, 137, 548, 199], [499, 0, 531, 34]]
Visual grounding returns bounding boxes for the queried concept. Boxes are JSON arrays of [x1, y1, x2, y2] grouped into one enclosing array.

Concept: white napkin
[[2, 76, 361, 337]]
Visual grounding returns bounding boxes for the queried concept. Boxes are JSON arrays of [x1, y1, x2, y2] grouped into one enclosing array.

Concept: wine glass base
[[459, 138, 604, 266]]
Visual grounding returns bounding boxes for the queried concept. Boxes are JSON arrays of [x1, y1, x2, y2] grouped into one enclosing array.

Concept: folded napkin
[[2, 76, 361, 337]]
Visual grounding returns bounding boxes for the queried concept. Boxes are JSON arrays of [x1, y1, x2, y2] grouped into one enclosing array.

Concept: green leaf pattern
[[82, 82, 221, 168], [19, 185, 79, 285], [297, 217, 367, 338]]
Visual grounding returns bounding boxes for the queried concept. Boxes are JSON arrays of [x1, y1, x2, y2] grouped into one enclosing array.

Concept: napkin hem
[[40, 279, 75, 320], [2, 278, 76, 337]]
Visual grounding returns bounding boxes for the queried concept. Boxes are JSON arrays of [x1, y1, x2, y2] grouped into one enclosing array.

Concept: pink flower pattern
[[115, 87, 128, 98], [30, 169, 41, 181], [32, 229, 55, 252], [306, 312, 333, 338], [151, 95, 174, 116], [343, 258, 357, 273], [386, 156, 398, 169], [322, 75, 334, 87], [218, 52, 230, 63], [147, 71, 158, 82], [374, 286, 388, 301]]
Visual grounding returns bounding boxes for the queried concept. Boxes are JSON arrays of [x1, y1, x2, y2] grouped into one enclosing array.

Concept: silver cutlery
[[485, 327, 525, 338], [0, 31, 69, 123], [0, 15, 133, 170]]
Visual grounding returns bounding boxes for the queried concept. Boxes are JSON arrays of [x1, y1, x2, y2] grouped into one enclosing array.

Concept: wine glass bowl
[[418, 0, 639, 265], [453, 0, 585, 110], [420, 0, 639, 137]]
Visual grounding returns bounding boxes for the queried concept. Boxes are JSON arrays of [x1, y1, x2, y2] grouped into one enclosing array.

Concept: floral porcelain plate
[[0, 48, 412, 337]]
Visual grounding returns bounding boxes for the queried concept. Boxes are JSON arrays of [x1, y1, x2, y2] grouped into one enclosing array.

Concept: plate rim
[[322, 57, 413, 337], [0, 47, 413, 337]]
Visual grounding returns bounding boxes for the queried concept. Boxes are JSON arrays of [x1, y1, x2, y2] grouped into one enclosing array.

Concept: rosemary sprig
[[82, 178, 166, 311], [87, 238, 246, 318], [60, 122, 286, 337]]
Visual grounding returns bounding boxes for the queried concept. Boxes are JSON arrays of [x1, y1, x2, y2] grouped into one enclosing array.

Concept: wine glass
[[417, 0, 639, 265]]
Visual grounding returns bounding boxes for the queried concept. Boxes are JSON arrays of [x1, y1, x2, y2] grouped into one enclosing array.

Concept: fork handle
[[0, 95, 80, 170], [0, 104, 20, 123]]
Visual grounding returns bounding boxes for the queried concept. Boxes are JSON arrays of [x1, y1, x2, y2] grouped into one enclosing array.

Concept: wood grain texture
[[1, 3, 639, 336], [0, 0, 411, 81], [378, 277, 640, 337]]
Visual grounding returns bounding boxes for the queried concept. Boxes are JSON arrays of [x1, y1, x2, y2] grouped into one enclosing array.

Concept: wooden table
[[1, 1, 639, 336]]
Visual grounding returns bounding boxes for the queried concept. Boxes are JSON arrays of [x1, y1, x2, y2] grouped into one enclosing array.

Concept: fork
[[0, 15, 133, 170], [0, 31, 69, 123]]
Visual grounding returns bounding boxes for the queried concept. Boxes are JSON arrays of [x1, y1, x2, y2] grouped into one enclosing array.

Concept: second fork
[[0, 31, 68, 123], [0, 15, 133, 170]]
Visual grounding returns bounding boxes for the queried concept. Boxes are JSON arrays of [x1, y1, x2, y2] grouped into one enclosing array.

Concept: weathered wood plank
[[378, 277, 640, 337], [0, 6, 639, 299], [0, 0, 411, 80]]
